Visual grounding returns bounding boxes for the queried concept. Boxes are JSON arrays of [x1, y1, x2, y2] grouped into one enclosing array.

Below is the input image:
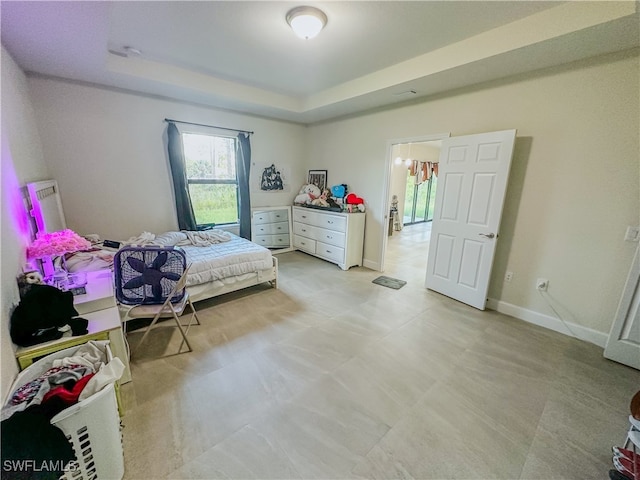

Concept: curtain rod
[[164, 118, 253, 135]]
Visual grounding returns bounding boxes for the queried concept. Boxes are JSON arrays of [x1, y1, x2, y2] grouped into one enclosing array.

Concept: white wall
[[0, 47, 51, 399], [27, 79, 308, 241], [307, 49, 640, 336]]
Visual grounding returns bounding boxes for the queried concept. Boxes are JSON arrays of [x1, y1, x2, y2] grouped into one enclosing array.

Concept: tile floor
[[119, 222, 639, 479]]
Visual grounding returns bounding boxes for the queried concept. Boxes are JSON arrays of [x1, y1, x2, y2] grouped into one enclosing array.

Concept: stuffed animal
[[345, 193, 366, 212], [311, 189, 330, 207], [326, 193, 341, 209], [331, 184, 347, 199], [17, 270, 44, 298], [294, 183, 321, 205], [345, 193, 364, 205]]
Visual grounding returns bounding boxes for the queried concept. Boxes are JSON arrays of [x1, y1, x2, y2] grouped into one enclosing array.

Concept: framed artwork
[[253, 163, 291, 193], [260, 164, 284, 191], [308, 170, 327, 191]]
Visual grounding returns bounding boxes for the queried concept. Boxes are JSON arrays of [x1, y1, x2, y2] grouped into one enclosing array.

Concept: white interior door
[[425, 129, 516, 310], [604, 245, 640, 370]]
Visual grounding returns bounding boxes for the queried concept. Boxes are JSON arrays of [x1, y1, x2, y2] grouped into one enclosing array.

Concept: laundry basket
[[5, 343, 124, 480]]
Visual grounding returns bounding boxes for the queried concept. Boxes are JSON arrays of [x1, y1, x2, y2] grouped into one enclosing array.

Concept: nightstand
[[14, 270, 132, 384]]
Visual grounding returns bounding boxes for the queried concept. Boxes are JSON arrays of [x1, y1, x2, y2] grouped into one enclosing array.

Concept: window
[[182, 132, 238, 227]]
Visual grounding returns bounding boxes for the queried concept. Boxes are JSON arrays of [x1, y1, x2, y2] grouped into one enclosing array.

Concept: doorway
[[380, 134, 449, 272]]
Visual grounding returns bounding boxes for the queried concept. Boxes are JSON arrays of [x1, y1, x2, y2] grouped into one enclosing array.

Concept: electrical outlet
[[536, 278, 549, 291], [625, 226, 640, 242], [505, 271, 513, 283]]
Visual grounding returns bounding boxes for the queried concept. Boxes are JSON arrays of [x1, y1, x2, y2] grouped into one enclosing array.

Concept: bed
[[25, 179, 278, 303], [72, 230, 279, 303]]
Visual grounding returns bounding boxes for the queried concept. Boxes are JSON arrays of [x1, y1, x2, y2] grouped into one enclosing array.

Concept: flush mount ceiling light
[[286, 6, 327, 39]]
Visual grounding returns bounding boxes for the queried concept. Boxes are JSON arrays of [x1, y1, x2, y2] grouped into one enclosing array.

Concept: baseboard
[[486, 298, 608, 347], [362, 258, 381, 271]]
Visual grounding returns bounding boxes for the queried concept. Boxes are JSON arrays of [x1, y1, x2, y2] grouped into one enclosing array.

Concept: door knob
[[479, 233, 495, 239]]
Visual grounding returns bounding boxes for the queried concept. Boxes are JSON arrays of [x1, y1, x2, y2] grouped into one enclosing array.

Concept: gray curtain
[[167, 122, 197, 231], [236, 132, 252, 239]]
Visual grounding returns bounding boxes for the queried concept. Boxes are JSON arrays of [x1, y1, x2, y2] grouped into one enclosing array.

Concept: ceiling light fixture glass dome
[[286, 6, 327, 39]]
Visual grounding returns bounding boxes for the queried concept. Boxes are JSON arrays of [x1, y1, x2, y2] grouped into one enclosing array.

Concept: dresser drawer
[[271, 234, 290, 247], [293, 208, 347, 233], [313, 228, 345, 248], [253, 224, 271, 235], [315, 241, 345, 263], [293, 234, 316, 253], [254, 221, 289, 235], [253, 209, 289, 223], [252, 212, 273, 225], [270, 221, 289, 234], [253, 234, 274, 247], [294, 222, 315, 238], [293, 208, 318, 225], [318, 214, 346, 233], [270, 209, 288, 223]]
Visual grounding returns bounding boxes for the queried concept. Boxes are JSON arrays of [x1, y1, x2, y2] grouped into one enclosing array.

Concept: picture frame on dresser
[[308, 170, 327, 192], [251, 206, 294, 253]]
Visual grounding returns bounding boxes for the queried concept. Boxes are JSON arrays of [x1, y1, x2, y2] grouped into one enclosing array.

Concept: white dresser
[[292, 206, 365, 270], [251, 207, 292, 250]]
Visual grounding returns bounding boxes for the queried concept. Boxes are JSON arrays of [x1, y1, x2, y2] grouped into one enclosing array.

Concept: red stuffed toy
[[345, 193, 364, 205], [345, 193, 365, 212]]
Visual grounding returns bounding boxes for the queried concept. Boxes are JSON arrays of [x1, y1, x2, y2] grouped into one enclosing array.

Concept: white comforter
[[180, 234, 273, 287], [123, 230, 273, 286], [69, 231, 273, 287]]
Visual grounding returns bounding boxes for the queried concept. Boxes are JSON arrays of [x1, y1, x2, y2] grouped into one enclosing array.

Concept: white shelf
[[73, 269, 116, 315], [14, 307, 120, 358]]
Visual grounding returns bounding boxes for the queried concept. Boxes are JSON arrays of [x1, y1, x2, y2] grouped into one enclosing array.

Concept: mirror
[[251, 206, 294, 253], [25, 179, 67, 276], [26, 179, 66, 235]]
